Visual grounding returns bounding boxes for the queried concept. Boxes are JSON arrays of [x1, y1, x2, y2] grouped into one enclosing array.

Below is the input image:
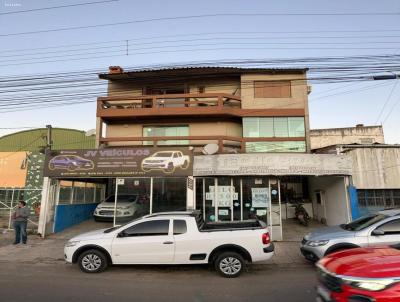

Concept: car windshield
[[104, 194, 138, 203], [341, 214, 388, 231], [65, 156, 78, 159], [154, 152, 173, 157]]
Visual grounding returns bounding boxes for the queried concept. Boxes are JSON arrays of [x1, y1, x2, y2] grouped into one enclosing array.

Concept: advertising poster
[[206, 186, 238, 207], [43, 147, 193, 177], [251, 187, 270, 208]]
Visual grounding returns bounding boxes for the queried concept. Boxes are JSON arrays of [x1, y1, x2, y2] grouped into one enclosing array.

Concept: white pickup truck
[[141, 151, 190, 173], [64, 211, 274, 277]]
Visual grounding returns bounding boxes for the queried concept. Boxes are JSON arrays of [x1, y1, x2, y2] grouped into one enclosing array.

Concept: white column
[[186, 176, 195, 210], [38, 177, 51, 238]]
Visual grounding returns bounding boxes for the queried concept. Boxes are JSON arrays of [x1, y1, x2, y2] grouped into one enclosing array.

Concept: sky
[[0, 0, 399, 143]]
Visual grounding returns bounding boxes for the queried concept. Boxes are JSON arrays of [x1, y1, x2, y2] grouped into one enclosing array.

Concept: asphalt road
[[0, 262, 317, 302]]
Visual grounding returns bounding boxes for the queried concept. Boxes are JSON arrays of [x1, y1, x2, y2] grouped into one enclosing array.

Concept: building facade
[[38, 67, 354, 240], [0, 128, 95, 230]]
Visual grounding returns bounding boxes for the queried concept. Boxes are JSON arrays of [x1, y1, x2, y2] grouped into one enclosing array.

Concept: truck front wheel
[[215, 252, 244, 278], [78, 249, 108, 273]]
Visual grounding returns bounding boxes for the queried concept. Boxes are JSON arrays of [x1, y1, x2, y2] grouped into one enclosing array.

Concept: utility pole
[[46, 125, 53, 151]]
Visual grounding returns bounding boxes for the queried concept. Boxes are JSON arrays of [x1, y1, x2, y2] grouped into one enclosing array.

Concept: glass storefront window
[[73, 182, 86, 204], [245, 141, 306, 153], [112, 178, 151, 225], [85, 183, 95, 203], [152, 178, 187, 213], [58, 180, 73, 204], [143, 125, 189, 145]]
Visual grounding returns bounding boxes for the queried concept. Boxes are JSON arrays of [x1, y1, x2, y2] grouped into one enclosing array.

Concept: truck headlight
[[307, 240, 329, 247], [343, 277, 397, 291], [65, 240, 80, 247]]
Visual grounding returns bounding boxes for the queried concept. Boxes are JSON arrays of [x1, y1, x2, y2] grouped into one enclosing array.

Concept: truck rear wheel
[[78, 249, 108, 273], [215, 252, 244, 278]]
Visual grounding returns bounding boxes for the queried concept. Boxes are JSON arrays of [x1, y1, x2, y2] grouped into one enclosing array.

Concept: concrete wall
[[309, 176, 351, 226], [310, 125, 384, 149], [348, 147, 400, 189]]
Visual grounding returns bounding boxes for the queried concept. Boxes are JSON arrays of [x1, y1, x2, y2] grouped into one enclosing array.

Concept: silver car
[[300, 209, 400, 262]]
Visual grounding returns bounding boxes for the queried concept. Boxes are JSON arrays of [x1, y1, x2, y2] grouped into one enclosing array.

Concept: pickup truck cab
[[141, 151, 190, 173], [64, 211, 274, 277]]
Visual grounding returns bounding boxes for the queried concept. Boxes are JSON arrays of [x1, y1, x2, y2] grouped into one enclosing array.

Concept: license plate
[[316, 285, 331, 302]]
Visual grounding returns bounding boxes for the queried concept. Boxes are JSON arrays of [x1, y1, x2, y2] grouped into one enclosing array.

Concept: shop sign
[[251, 188, 270, 208], [43, 147, 193, 178], [194, 153, 352, 176]]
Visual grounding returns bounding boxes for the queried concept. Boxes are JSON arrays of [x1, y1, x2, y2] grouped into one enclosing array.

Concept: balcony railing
[[97, 93, 242, 118]]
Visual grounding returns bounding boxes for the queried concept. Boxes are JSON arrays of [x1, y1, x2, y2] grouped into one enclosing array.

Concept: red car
[[316, 245, 400, 302]]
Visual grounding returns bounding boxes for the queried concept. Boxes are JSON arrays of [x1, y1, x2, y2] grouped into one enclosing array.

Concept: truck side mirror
[[372, 229, 385, 236], [117, 230, 127, 238]]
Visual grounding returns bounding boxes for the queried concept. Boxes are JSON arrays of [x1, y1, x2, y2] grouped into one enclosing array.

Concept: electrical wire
[[1, 13, 399, 37]]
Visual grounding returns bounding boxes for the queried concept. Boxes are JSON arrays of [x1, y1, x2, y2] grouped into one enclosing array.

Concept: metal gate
[[0, 188, 42, 231]]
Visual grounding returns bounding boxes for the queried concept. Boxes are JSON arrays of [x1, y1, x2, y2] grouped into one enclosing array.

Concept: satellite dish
[[85, 129, 96, 136], [202, 143, 219, 155]]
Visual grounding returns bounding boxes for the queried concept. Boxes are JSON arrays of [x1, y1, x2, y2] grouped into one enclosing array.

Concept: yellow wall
[[0, 152, 27, 187]]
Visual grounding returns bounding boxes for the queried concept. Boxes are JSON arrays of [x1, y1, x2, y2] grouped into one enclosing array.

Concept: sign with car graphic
[[44, 147, 193, 177]]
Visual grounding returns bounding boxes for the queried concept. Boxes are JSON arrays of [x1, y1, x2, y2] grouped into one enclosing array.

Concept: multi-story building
[[38, 66, 354, 240]]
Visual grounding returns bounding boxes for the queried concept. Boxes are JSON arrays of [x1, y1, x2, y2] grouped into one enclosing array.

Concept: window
[[357, 189, 400, 213], [243, 117, 305, 138], [288, 117, 306, 137], [274, 118, 289, 137], [124, 220, 170, 236], [58, 181, 73, 204], [173, 220, 187, 235], [376, 219, 400, 234], [245, 141, 306, 153], [254, 81, 291, 98], [143, 125, 189, 145]]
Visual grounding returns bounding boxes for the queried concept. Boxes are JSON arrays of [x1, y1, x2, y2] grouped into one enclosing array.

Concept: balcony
[[97, 93, 242, 119]]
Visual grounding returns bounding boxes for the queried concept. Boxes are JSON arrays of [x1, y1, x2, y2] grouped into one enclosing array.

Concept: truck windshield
[[154, 152, 173, 157], [342, 214, 388, 231]]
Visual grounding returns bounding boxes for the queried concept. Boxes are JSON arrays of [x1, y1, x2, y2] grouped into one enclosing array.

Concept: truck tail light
[[262, 233, 270, 245]]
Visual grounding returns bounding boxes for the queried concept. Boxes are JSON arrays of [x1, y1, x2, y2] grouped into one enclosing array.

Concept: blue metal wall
[[53, 203, 98, 233], [348, 185, 360, 220]]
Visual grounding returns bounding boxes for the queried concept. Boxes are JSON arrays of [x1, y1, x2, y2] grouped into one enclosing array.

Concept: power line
[[375, 80, 399, 123], [0, 0, 118, 16], [1, 13, 399, 37], [3, 32, 400, 55]]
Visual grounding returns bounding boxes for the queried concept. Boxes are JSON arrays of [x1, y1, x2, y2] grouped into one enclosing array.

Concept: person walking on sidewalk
[[12, 201, 30, 245]]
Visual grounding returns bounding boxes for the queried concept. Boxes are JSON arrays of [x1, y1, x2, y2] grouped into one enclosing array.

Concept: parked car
[[141, 151, 190, 173], [64, 211, 274, 277], [49, 155, 94, 171], [94, 194, 142, 222], [316, 245, 400, 302], [301, 209, 400, 262]]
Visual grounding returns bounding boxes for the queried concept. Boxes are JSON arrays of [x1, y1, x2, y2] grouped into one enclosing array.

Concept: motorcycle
[[291, 203, 310, 226]]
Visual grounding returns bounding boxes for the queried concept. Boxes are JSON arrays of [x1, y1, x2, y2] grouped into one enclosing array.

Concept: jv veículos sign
[[44, 147, 193, 177]]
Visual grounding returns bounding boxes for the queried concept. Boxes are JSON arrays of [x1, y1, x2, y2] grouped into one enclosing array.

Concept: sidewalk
[[0, 219, 315, 267]]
